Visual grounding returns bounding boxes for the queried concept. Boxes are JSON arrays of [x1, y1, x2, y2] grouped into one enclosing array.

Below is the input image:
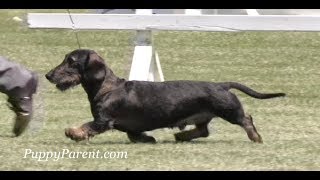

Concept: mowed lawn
[[0, 10, 319, 171]]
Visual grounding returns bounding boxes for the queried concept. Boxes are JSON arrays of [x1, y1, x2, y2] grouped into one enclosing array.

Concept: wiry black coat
[[46, 49, 285, 143]]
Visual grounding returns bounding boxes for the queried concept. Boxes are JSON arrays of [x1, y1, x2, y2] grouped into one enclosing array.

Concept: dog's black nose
[[45, 73, 52, 81]]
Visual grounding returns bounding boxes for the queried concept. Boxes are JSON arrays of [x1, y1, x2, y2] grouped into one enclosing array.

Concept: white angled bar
[[154, 51, 164, 82]]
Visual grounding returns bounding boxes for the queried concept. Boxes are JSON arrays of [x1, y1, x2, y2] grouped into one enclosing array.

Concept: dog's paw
[[65, 127, 88, 142], [254, 134, 263, 144]]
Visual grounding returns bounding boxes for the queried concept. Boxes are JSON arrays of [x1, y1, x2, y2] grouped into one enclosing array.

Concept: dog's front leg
[[65, 118, 114, 142]]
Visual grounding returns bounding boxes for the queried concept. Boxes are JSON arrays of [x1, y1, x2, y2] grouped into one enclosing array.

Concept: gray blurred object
[[0, 56, 38, 136], [92, 9, 247, 15], [92, 9, 320, 15], [257, 9, 320, 15], [93, 9, 135, 14]]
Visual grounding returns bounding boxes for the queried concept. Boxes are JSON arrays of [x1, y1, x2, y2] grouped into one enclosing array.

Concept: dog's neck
[[82, 67, 123, 103]]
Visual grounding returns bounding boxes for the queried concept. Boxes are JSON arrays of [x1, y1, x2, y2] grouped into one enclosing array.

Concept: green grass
[[0, 9, 319, 171]]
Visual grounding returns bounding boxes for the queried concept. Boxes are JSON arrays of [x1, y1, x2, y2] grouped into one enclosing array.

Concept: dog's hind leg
[[239, 115, 263, 143], [174, 120, 210, 142], [220, 109, 263, 143], [215, 93, 263, 143], [127, 132, 156, 143]]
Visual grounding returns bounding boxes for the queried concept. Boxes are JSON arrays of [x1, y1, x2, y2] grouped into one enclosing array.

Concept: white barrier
[[28, 14, 320, 31], [245, 9, 260, 16], [27, 10, 320, 81], [128, 9, 164, 81]]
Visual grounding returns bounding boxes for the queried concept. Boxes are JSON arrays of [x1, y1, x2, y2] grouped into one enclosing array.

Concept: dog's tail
[[219, 82, 286, 99]]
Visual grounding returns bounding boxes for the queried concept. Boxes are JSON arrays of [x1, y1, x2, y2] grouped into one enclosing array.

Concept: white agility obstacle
[[27, 9, 320, 81]]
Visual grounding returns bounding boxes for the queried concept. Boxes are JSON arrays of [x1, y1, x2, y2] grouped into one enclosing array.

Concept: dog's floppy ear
[[84, 52, 106, 82]]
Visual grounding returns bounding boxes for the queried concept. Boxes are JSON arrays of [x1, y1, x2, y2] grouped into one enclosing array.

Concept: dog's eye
[[67, 56, 76, 64]]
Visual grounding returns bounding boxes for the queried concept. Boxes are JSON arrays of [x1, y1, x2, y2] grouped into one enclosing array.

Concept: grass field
[[0, 9, 319, 171]]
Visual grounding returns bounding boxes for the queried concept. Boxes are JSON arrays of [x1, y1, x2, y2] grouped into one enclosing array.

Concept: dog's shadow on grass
[[159, 139, 238, 145], [0, 134, 15, 138], [55, 139, 239, 146]]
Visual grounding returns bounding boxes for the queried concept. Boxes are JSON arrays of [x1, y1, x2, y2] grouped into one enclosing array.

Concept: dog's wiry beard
[[56, 75, 81, 91]]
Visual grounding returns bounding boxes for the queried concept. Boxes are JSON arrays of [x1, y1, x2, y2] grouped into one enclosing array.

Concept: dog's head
[[45, 49, 106, 91]]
